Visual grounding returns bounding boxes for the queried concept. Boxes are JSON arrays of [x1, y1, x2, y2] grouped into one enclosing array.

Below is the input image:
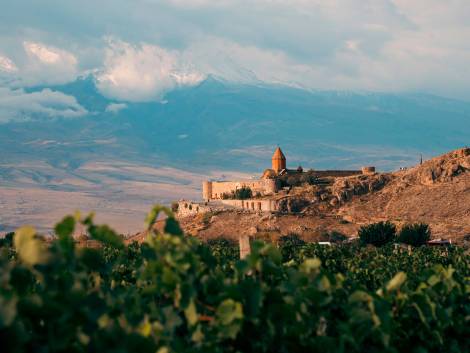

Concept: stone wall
[[220, 199, 279, 212], [203, 179, 278, 200], [176, 200, 213, 217], [311, 170, 363, 178]]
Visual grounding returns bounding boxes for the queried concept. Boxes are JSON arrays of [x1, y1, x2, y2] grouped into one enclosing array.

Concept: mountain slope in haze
[[3, 75, 470, 173], [1, 77, 469, 233]]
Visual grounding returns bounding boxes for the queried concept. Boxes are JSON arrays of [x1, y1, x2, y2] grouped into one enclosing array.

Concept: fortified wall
[[219, 198, 279, 212], [176, 200, 214, 217], [203, 179, 278, 201], [308, 170, 362, 178], [287, 167, 375, 179]]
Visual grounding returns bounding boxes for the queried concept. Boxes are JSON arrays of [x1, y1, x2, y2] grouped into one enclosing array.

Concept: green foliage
[[0, 207, 468, 353], [398, 223, 431, 246], [221, 186, 253, 200], [206, 238, 239, 264], [278, 233, 306, 261], [359, 221, 397, 247]]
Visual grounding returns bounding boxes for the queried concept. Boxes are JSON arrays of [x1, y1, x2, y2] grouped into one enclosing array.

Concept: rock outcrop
[[332, 173, 392, 204], [404, 148, 470, 185]]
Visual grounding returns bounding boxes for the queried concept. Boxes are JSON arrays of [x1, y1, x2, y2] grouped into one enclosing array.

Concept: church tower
[[272, 147, 286, 173]]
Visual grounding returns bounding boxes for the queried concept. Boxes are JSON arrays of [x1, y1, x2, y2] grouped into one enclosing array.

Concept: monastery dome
[[262, 168, 277, 179]]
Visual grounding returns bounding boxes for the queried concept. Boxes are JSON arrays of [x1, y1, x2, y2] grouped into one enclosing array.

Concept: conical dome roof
[[272, 147, 286, 160]]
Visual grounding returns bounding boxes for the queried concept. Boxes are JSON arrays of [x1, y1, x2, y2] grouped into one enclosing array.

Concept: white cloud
[[105, 102, 127, 113], [0, 54, 18, 73], [24, 42, 74, 65], [0, 0, 470, 99], [0, 87, 88, 123], [18, 41, 79, 86], [0, 41, 79, 87], [95, 39, 204, 101]]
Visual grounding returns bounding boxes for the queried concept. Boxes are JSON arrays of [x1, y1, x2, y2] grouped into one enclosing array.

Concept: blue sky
[[1, 0, 470, 108]]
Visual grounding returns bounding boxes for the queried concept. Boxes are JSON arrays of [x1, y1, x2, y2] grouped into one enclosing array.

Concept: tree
[[398, 223, 431, 246], [234, 186, 252, 200], [359, 221, 396, 246]]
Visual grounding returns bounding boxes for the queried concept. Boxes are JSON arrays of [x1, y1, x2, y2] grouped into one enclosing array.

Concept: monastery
[[177, 147, 376, 217]]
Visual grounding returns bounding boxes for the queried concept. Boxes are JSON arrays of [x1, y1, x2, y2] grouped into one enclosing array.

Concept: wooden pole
[[239, 234, 251, 259]]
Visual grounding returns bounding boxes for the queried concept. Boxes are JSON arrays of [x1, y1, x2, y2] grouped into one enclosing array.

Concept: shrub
[[358, 221, 396, 246], [234, 186, 252, 200], [206, 238, 239, 262], [221, 187, 253, 200], [398, 223, 431, 246], [278, 233, 306, 261]]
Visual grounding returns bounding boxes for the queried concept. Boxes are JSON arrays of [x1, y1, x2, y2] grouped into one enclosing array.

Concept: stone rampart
[[311, 170, 363, 178], [177, 200, 213, 217], [220, 199, 279, 212], [204, 179, 277, 200]]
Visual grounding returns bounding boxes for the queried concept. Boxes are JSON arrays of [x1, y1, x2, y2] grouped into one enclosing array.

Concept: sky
[[1, 0, 470, 112]]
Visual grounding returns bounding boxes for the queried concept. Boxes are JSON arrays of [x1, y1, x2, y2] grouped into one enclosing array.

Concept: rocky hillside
[[179, 148, 470, 243], [337, 147, 470, 238]]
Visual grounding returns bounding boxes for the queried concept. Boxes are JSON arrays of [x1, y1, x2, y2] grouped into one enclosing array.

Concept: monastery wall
[[203, 179, 277, 200], [310, 170, 363, 178], [177, 200, 213, 217], [220, 199, 279, 212], [176, 198, 279, 218]]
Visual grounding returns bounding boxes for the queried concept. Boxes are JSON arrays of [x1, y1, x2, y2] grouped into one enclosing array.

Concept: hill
[[179, 148, 470, 242]]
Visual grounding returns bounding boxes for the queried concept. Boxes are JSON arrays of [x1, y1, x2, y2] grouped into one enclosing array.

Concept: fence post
[[239, 234, 251, 259]]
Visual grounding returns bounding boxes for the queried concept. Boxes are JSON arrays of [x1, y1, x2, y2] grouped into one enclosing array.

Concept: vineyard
[[0, 206, 469, 353]]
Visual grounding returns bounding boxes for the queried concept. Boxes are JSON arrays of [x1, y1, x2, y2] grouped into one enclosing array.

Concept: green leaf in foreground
[[13, 226, 49, 266], [386, 272, 407, 292]]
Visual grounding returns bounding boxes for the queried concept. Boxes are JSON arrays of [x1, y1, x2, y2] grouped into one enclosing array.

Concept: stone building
[[202, 147, 288, 201]]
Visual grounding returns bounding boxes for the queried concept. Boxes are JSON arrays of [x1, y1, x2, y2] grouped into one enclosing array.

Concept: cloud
[[19, 41, 79, 86], [24, 41, 76, 65], [0, 54, 18, 73], [95, 39, 204, 101], [0, 41, 79, 87], [0, 87, 88, 123], [105, 102, 127, 113], [0, 0, 470, 100]]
